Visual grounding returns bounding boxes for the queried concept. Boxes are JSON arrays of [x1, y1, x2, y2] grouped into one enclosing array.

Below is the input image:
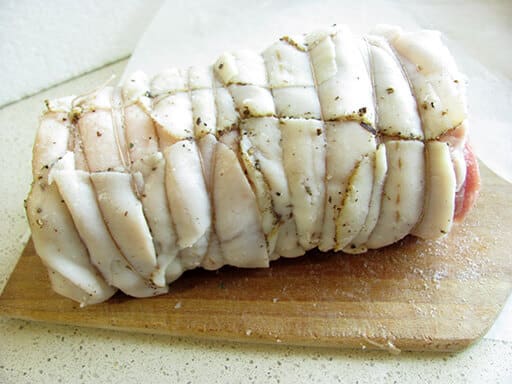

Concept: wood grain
[[1, 164, 511, 352]]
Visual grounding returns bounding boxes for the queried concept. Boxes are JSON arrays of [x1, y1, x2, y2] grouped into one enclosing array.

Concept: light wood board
[[1, 164, 511, 352]]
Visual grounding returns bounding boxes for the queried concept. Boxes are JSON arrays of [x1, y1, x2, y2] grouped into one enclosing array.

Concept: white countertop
[[0, 0, 163, 107], [1, 1, 511, 382]]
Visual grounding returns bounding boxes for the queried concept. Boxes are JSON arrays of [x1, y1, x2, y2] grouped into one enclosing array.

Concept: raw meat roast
[[26, 25, 480, 305]]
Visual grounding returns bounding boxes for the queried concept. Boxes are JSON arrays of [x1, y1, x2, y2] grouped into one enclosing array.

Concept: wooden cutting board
[[1, 164, 511, 352]]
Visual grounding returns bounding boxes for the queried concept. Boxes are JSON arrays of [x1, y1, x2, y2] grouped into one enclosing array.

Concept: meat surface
[[26, 25, 480, 304]]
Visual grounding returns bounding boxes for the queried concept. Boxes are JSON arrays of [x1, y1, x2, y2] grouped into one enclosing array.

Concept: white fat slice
[[201, 231, 224, 270], [53, 153, 167, 295], [228, 85, 275, 118], [366, 36, 423, 139], [308, 35, 337, 84], [150, 67, 188, 95], [213, 85, 238, 133], [380, 27, 467, 139], [366, 140, 425, 248], [263, 40, 315, 88], [319, 121, 377, 252], [438, 123, 467, 191], [151, 92, 194, 148], [310, 27, 375, 125], [124, 104, 159, 163], [91, 171, 157, 280], [197, 134, 225, 270], [214, 50, 267, 86], [219, 129, 240, 155], [165, 258, 184, 283], [335, 155, 374, 251], [122, 71, 150, 105], [275, 219, 304, 258], [347, 144, 388, 253], [28, 128, 116, 305], [31, 110, 70, 175], [73, 85, 112, 111], [28, 182, 117, 305], [241, 117, 302, 256], [304, 25, 338, 48], [240, 134, 279, 255], [188, 66, 214, 90], [191, 88, 217, 137], [179, 234, 210, 270], [273, 86, 321, 119], [324, 34, 375, 127], [46, 267, 112, 306], [44, 96, 74, 113], [69, 128, 89, 172], [213, 142, 268, 268], [197, 133, 218, 190], [280, 118, 326, 250], [133, 152, 181, 287], [452, 144, 467, 192], [78, 108, 126, 172], [164, 140, 211, 251], [412, 141, 456, 239]]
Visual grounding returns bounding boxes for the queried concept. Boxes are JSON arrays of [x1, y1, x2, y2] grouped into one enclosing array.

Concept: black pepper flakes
[[386, 87, 394, 94]]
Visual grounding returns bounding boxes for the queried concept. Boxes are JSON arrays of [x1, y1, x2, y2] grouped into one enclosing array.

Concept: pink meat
[[454, 141, 481, 222]]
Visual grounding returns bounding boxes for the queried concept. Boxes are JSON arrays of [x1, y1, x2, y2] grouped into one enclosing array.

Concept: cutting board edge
[[0, 308, 484, 353]]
